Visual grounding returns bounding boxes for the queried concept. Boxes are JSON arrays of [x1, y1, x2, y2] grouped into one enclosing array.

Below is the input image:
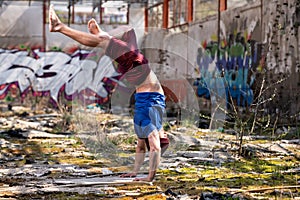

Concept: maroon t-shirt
[[105, 29, 151, 86]]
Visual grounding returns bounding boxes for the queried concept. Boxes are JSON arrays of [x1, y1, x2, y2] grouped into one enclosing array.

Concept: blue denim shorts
[[134, 92, 166, 139]]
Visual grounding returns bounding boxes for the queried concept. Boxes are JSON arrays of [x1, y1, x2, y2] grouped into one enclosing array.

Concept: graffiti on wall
[[0, 47, 120, 107], [194, 19, 261, 108]]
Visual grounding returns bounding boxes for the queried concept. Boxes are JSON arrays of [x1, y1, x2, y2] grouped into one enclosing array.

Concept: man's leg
[[49, 5, 110, 49]]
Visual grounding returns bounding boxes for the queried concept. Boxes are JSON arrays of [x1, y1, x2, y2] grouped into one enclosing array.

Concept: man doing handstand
[[49, 5, 169, 182]]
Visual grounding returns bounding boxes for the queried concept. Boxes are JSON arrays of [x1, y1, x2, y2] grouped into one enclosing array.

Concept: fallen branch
[[53, 175, 153, 187], [56, 180, 153, 187], [239, 185, 299, 193]]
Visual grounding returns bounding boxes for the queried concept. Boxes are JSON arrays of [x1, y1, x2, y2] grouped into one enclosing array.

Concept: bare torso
[[135, 70, 164, 94]]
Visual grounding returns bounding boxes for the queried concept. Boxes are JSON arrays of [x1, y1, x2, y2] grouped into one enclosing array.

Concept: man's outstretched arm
[[120, 139, 146, 178], [135, 131, 161, 182]]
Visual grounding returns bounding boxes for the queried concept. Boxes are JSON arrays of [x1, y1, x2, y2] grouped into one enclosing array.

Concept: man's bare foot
[[49, 4, 63, 32], [88, 18, 100, 35], [88, 18, 111, 38]]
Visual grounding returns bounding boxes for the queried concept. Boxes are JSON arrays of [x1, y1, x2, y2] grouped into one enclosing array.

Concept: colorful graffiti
[[194, 20, 261, 108], [0, 47, 120, 106]]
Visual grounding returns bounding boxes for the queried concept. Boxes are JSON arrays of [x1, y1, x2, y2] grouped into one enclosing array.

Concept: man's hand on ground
[[133, 176, 153, 182], [120, 172, 154, 182], [119, 172, 137, 178]]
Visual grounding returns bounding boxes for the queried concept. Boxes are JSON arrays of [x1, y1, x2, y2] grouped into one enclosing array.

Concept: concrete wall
[[262, 0, 300, 116], [143, 0, 300, 121], [0, 2, 44, 48], [0, 0, 299, 124]]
